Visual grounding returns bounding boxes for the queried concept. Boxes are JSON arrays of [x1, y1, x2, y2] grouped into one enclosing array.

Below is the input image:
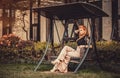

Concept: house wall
[[102, 0, 112, 40], [54, 20, 64, 43], [12, 10, 30, 40], [40, 16, 47, 42]]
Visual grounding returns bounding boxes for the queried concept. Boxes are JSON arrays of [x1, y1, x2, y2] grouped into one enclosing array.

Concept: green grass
[[0, 63, 120, 78]]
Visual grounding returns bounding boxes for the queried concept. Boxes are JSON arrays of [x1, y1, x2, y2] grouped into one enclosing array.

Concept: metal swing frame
[[33, 2, 108, 72], [34, 18, 93, 73]]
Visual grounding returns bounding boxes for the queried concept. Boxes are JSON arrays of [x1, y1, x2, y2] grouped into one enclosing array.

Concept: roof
[[33, 2, 109, 20]]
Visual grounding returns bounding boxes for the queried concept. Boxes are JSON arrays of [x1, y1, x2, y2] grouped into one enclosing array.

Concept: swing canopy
[[33, 2, 108, 20]]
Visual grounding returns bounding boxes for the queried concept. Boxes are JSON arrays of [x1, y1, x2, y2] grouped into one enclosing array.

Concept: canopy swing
[[33, 2, 108, 72]]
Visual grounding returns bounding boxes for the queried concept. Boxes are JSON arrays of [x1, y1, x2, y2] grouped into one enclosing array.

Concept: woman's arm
[[74, 29, 79, 34]]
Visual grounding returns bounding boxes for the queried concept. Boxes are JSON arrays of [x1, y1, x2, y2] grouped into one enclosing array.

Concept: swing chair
[[67, 19, 93, 72], [33, 2, 108, 73]]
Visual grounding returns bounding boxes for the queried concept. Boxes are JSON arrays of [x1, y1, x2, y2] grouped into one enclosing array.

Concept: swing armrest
[[78, 45, 92, 48], [70, 45, 92, 63]]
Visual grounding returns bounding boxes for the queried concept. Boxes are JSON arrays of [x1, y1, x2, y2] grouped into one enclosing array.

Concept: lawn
[[0, 63, 120, 78]]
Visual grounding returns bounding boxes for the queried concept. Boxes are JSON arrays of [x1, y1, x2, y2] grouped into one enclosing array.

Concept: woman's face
[[79, 26, 86, 35]]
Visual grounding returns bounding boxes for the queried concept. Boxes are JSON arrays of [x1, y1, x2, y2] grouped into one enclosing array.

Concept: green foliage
[[0, 34, 120, 64], [96, 41, 120, 62], [0, 34, 35, 63], [0, 34, 60, 64], [65, 42, 77, 49], [96, 41, 120, 52], [34, 42, 48, 52]]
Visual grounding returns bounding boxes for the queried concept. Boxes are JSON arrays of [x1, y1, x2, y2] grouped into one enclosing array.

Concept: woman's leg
[[50, 47, 85, 73], [57, 46, 75, 60], [67, 47, 85, 58], [52, 46, 75, 64], [50, 46, 75, 72]]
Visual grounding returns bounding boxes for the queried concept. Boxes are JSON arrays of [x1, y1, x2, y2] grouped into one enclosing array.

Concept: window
[[33, 12, 38, 24], [33, 26, 37, 41]]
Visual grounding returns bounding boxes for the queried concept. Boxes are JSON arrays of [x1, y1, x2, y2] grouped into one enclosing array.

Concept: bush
[[0, 34, 20, 47], [0, 34, 119, 64], [0, 34, 60, 64], [34, 42, 47, 52], [96, 41, 120, 63], [0, 34, 35, 63], [97, 41, 120, 52], [65, 41, 77, 49]]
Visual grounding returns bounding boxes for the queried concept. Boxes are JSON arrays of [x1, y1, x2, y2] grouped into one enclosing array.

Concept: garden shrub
[[65, 41, 77, 49], [0, 34, 119, 64], [0, 34, 21, 63], [34, 42, 47, 52], [0, 34, 60, 64], [96, 41, 120, 63], [0, 34, 35, 63]]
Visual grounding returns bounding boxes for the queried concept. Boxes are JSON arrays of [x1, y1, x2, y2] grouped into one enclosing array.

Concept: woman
[[50, 25, 89, 73]]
